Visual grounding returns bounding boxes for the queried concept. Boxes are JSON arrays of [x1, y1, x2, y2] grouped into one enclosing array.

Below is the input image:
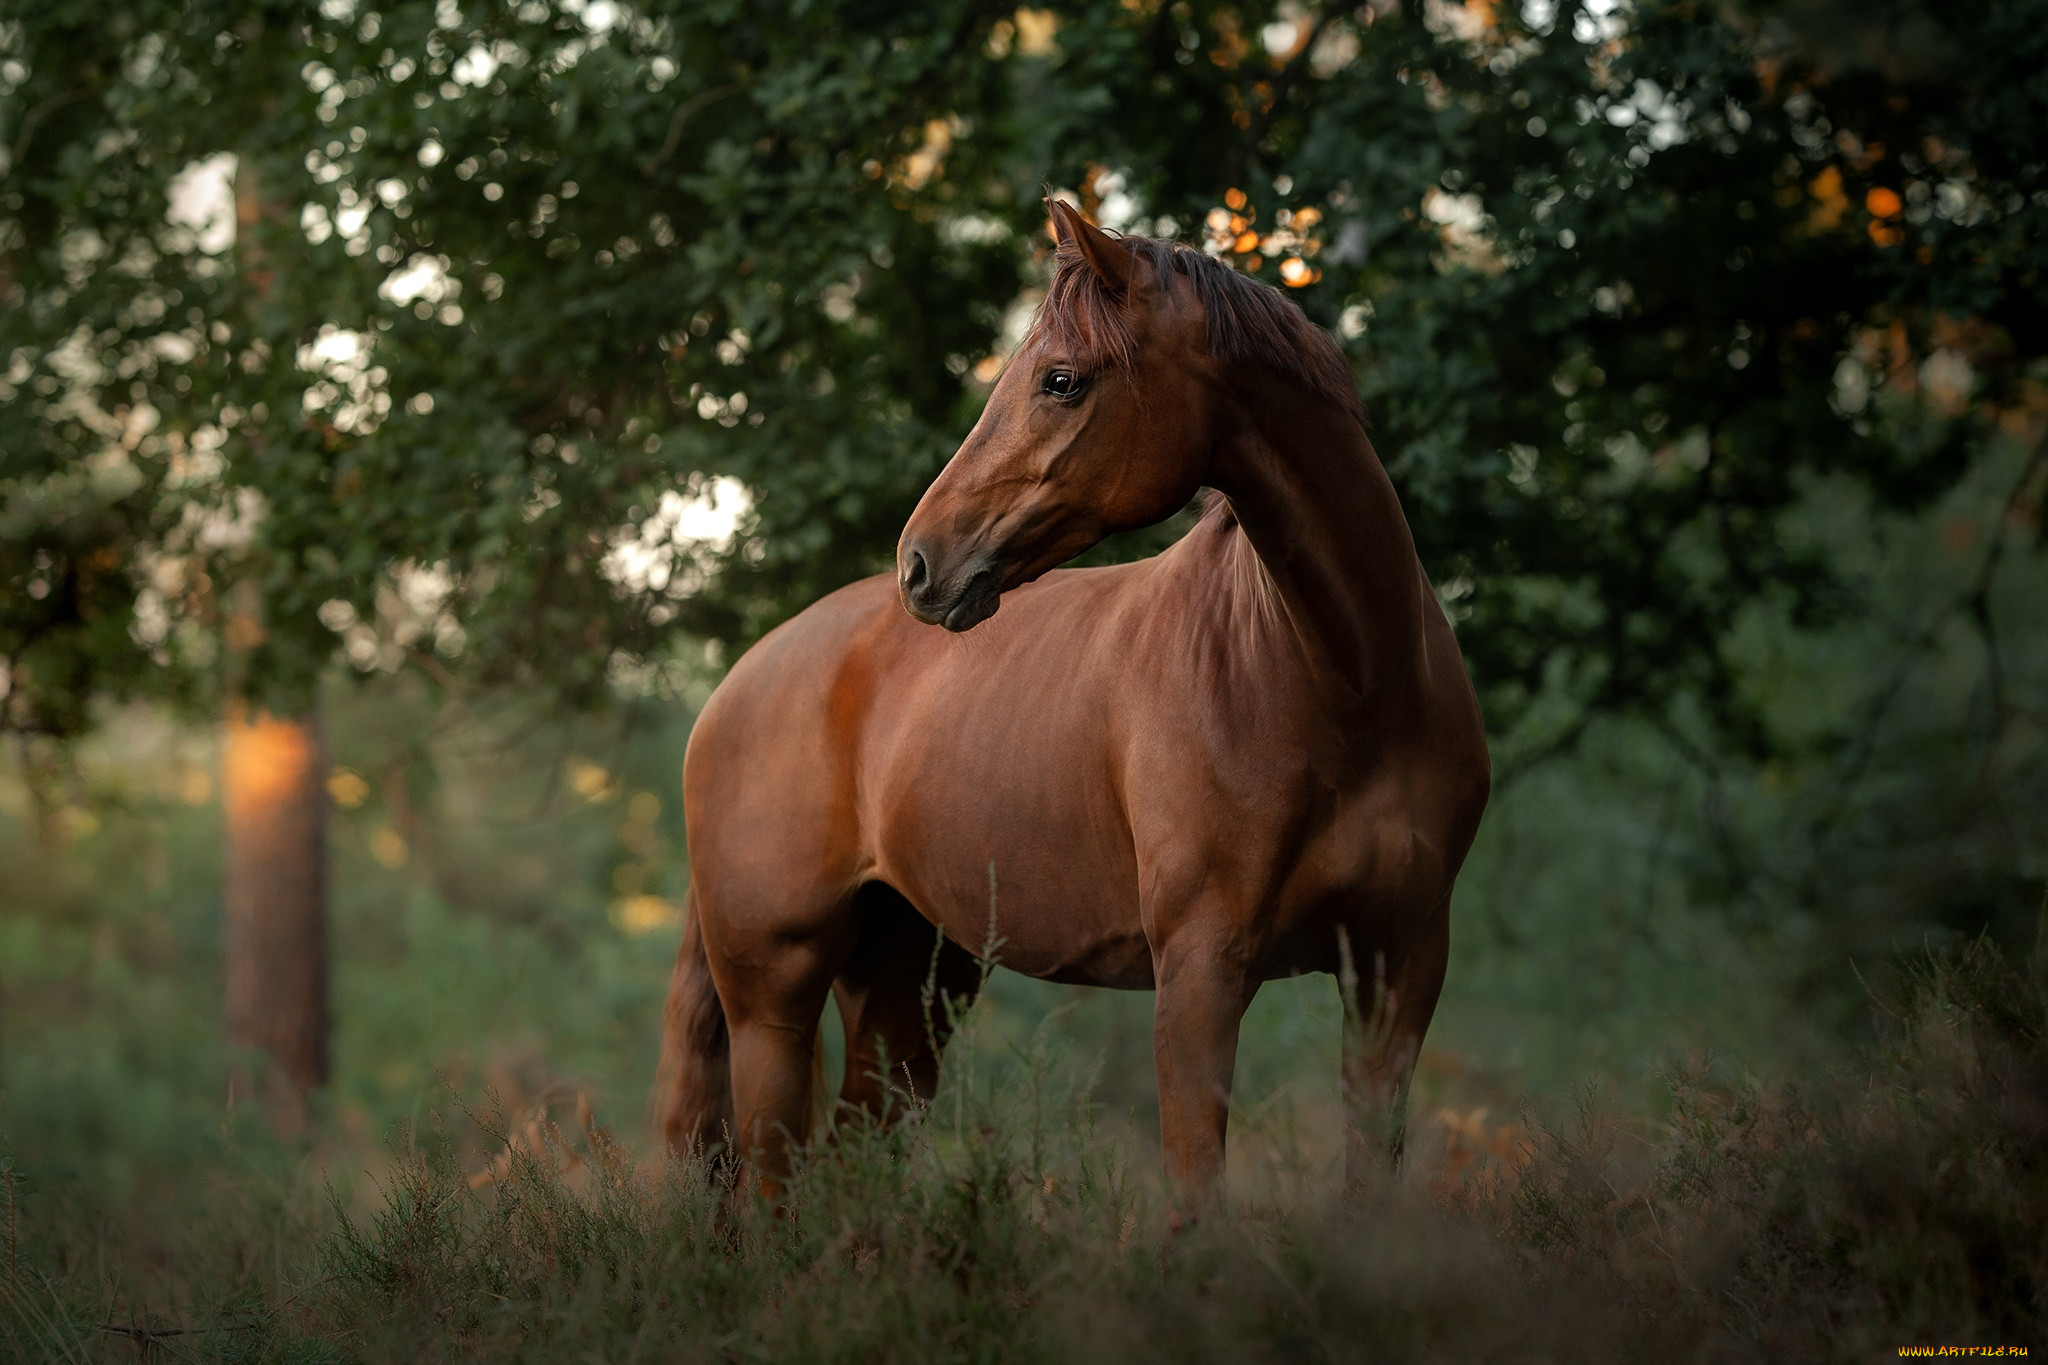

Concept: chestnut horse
[[656, 199, 1489, 1209]]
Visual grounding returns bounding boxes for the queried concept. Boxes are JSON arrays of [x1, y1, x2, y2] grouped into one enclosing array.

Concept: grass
[[0, 929, 2041, 1363]]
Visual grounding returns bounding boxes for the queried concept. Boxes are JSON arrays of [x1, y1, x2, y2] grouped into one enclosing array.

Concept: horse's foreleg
[[720, 938, 843, 1203], [1150, 934, 1256, 1227], [1339, 901, 1450, 1188]]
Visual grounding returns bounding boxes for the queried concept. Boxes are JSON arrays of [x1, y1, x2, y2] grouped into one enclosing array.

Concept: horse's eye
[[1041, 370, 1087, 400]]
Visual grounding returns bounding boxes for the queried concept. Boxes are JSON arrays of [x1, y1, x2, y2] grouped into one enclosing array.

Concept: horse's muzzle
[[899, 545, 1001, 632], [939, 565, 1001, 632]]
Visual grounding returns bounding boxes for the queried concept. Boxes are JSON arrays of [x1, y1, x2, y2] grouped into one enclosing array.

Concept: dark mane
[[1036, 234, 1365, 427]]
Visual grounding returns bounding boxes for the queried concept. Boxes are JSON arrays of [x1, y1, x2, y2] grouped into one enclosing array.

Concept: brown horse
[[656, 199, 1489, 1211]]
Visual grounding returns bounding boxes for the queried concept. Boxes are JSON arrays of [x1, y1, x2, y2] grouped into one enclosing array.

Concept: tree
[[221, 701, 328, 1111], [4, 1, 2042, 1002], [202, 0, 2041, 758], [1, 2, 346, 1114], [3, 0, 1020, 1105], [18, 0, 2039, 730]]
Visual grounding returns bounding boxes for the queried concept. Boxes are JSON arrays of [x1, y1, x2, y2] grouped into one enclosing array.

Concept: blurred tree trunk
[[222, 703, 330, 1117], [221, 149, 330, 1128]]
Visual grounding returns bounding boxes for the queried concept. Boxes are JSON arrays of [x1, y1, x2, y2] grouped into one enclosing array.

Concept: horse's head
[[895, 199, 1218, 631]]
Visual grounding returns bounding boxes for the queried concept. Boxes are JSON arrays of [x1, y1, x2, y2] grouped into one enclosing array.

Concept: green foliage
[[3, 0, 1023, 725], [5, 0, 2041, 747], [1039, 0, 2048, 746]]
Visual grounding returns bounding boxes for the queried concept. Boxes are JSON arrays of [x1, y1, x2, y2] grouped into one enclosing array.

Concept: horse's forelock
[[1036, 237, 1140, 375]]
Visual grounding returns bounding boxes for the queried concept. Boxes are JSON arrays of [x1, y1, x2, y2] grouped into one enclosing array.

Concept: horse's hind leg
[[831, 882, 983, 1125], [1339, 899, 1451, 1186]]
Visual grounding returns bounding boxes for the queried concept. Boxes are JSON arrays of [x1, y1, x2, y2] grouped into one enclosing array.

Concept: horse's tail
[[653, 887, 733, 1163]]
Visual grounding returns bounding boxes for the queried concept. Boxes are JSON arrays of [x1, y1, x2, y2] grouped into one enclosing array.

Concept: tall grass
[[2, 928, 2040, 1363]]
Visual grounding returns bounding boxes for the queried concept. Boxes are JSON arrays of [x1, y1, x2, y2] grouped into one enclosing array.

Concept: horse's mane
[[1035, 234, 1365, 428]]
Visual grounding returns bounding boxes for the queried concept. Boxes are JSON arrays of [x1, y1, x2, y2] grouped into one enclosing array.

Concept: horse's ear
[[1046, 196, 1136, 296]]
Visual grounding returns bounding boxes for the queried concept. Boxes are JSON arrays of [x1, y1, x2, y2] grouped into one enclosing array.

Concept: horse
[[655, 198, 1490, 1213]]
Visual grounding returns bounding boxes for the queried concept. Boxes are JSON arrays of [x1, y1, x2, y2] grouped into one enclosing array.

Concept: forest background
[[0, 0, 2043, 1331]]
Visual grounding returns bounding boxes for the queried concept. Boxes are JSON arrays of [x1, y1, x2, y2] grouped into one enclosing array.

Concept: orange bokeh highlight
[[1278, 257, 1321, 287], [223, 706, 323, 819]]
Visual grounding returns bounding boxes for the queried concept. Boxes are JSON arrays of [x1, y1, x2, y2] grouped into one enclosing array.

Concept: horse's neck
[[1209, 378, 1432, 714]]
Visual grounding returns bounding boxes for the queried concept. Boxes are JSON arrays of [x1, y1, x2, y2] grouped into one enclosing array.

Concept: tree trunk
[[222, 703, 330, 1123], [219, 146, 332, 1129]]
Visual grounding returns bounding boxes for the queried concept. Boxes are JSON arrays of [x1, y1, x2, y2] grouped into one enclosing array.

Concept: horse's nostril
[[903, 549, 930, 597]]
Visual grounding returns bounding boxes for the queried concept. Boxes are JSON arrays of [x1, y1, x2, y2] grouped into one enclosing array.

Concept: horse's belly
[[863, 726, 1150, 987], [871, 803, 1152, 987]]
